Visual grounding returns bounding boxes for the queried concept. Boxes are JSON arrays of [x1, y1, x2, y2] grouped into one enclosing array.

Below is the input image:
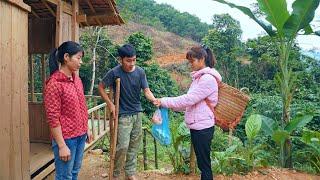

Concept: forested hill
[[117, 0, 211, 42], [105, 21, 196, 57]]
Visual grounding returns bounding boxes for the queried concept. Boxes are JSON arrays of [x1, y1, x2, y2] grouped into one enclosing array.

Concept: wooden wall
[[28, 18, 55, 54], [29, 102, 50, 142], [62, 13, 72, 43], [0, 1, 30, 179]]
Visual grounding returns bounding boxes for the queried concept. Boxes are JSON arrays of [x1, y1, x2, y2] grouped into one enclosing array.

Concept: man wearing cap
[[98, 44, 156, 180]]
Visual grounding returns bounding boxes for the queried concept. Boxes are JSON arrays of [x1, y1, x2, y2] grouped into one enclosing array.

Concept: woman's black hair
[[186, 44, 217, 68], [48, 41, 84, 75]]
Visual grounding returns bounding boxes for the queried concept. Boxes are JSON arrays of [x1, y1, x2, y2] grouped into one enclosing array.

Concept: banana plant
[[252, 114, 314, 166], [213, 0, 320, 167]]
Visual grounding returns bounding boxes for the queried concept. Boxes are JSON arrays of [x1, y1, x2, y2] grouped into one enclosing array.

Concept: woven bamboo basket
[[214, 82, 250, 130]]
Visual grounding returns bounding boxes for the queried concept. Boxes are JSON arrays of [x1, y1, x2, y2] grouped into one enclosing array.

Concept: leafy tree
[[202, 14, 243, 87], [80, 27, 118, 94], [127, 32, 153, 65], [214, 0, 320, 168]]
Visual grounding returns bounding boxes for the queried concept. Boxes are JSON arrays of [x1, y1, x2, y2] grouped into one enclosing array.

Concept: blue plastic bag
[[151, 108, 171, 146]]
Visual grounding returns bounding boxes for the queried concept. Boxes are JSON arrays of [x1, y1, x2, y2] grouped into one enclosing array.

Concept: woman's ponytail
[[48, 48, 59, 75], [201, 44, 216, 68]]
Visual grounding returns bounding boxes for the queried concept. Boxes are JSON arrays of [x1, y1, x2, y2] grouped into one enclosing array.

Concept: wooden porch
[[29, 95, 111, 179]]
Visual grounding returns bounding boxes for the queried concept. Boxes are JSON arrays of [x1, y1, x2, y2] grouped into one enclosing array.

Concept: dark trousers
[[190, 126, 214, 180]]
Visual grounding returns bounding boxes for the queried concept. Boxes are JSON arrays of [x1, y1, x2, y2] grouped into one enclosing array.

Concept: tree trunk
[[89, 27, 102, 95], [280, 43, 293, 168]]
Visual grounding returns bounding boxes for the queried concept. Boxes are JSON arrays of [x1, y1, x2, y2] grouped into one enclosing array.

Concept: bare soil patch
[[79, 152, 320, 180]]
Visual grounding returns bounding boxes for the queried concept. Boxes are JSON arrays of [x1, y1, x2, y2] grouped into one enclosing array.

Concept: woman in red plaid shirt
[[44, 41, 93, 180]]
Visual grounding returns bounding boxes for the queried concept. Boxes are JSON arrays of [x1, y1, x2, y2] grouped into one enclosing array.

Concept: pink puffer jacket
[[161, 67, 222, 130]]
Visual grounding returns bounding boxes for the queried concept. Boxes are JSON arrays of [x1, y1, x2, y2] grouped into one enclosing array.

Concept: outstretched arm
[[144, 88, 157, 103]]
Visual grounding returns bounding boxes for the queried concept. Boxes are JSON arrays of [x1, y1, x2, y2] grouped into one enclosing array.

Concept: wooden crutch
[[109, 78, 120, 180]]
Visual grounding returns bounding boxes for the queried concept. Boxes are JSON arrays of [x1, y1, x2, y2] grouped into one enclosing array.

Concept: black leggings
[[190, 126, 214, 180]]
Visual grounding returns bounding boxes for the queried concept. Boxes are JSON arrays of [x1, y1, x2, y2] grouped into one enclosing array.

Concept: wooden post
[[91, 112, 95, 139], [104, 106, 107, 131], [41, 54, 46, 92], [109, 78, 120, 180], [190, 143, 196, 174], [29, 54, 35, 102], [97, 109, 100, 135], [71, 0, 79, 42], [143, 129, 147, 170], [154, 137, 158, 169], [55, 0, 63, 47]]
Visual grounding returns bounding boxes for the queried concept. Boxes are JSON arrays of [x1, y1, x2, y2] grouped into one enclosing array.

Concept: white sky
[[154, 0, 320, 50]]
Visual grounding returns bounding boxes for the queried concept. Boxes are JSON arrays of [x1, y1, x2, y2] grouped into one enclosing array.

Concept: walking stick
[[109, 78, 120, 180]]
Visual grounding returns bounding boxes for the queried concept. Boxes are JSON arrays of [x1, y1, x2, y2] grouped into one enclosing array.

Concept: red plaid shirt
[[44, 71, 88, 139]]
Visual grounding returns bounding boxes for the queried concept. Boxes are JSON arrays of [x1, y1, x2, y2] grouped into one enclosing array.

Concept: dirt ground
[[79, 152, 320, 180]]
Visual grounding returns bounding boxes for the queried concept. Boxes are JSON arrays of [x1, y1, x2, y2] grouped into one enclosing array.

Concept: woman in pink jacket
[[155, 45, 221, 180]]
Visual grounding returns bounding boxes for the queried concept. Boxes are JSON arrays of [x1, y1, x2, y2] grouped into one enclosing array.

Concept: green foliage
[[126, 32, 153, 65], [212, 119, 273, 175], [258, 113, 314, 166], [142, 63, 180, 117], [257, 0, 289, 35], [213, 0, 320, 167], [202, 14, 243, 86], [283, 0, 320, 38], [166, 117, 191, 173], [79, 27, 118, 94], [294, 129, 320, 173], [245, 114, 262, 143], [284, 115, 314, 134], [212, 145, 248, 175]]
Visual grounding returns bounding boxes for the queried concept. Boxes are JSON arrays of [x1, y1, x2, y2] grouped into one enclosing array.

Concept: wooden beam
[[31, 10, 40, 18], [103, 0, 120, 24], [72, 0, 79, 42], [41, 0, 56, 17], [79, 7, 90, 26], [87, 14, 118, 22], [77, 14, 87, 23], [46, 0, 58, 5], [105, 0, 121, 25], [28, 3, 40, 18], [44, 0, 72, 15], [55, 0, 63, 47], [6, 0, 31, 12], [62, 1, 72, 15], [104, 0, 117, 14], [85, 0, 102, 26]]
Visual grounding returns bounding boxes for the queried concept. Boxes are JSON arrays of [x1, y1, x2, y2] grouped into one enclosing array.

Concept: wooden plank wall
[[62, 12, 72, 43], [29, 103, 50, 142], [28, 18, 55, 54], [0, 1, 30, 179]]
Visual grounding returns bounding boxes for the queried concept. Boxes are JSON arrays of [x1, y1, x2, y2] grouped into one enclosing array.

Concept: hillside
[[105, 22, 196, 65]]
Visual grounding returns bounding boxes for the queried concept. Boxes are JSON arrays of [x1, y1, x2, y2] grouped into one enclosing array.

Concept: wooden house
[[0, 0, 123, 179]]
